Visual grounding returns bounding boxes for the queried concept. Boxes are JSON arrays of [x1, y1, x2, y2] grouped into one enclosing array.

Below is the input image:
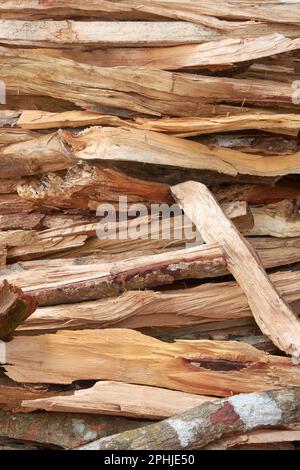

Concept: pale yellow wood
[[3, 329, 300, 396]]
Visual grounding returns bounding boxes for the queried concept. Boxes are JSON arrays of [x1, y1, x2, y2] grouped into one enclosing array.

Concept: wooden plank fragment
[[22, 381, 212, 420], [2, 329, 300, 395], [171, 181, 300, 359]]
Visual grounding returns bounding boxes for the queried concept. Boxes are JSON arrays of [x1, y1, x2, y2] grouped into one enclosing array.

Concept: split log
[[0, 132, 73, 179], [213, 184, 300, 206], [75, 388, 300, 450], [10, 35, 300, 70], [5, 244, 228, 304], [18, 109, 288, 133], [2, 329, 300, 394], [17, 163, 172, 210], [1, 1, 300, 27], [248, 200, 300, 238], [0, 409, 148, 449], [0, 280, 37, 341], [1, 48, 297, 116], [0, 20, 226, 48], [22, 381, 212, 420], [3, 231, 299, 306], [5, 201, 253, 262], [17, 268, 300, 333], [172, 181, 300, 359], [135, 114, 300, 138], [60, 127, 300, 178]]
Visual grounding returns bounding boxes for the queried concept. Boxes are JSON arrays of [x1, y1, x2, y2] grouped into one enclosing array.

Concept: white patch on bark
[[72, 419, 86, 435], [228, 393, 282, 428], [0, 341, 6, 364], [84, 431, 98, 441], [168, 417, 204, 448]]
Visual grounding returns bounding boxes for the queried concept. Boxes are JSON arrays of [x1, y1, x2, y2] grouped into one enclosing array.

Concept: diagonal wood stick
[[171, 181, 300, 360]]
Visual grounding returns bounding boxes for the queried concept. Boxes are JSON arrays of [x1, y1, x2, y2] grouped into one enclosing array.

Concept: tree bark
[[74, 387, 300, 450]]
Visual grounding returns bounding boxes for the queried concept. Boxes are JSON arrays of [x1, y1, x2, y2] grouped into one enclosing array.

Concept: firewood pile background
[[1, 0, 300, 451]]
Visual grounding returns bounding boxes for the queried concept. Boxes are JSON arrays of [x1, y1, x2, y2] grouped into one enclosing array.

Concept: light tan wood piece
[[172, 181, 300, 359]]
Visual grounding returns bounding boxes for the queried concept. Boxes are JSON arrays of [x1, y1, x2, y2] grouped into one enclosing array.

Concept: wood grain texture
[[172, 181, 300, 359], [2, 329, 300, 395]]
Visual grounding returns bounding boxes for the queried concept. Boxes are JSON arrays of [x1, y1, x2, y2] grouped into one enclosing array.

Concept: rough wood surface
[[1, 48, 297, 116], [0, 409, 148, 449], [22, 381, 213, 420], [172, 181, 300, 360], [248, 200, 300, 238], [74, 388, 300, 450], [0, 280, 37, 341], [2, 329, 300, 395], [9, 34, 300, 70], [17, 269, 300, 333], [60, 127, 300, 178]]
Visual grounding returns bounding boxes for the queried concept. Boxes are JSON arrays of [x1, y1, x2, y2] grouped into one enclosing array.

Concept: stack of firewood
[[1, 0, 300, 451]]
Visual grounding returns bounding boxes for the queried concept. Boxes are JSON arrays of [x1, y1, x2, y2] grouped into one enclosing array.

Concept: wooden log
[[18, 109, 286, 133], [0, 132, 73, 179], [135, 114, 300, 138], [248, 200, 300, 238], [60, 127, 300, 178], [1, 1, 299, 26], [0, 20, 226, 48], [16, 268, 300, 333], [213, 184, 300, 206], [1, 48, 297, 116], [172, 181, 300, 359], [21, 381, 212, 420], [74, 388, 300, 450], [17, 163, 172, 210], [2, 329, 300, 394], [5, 244, 228, 304], [0, 409, 148, 449], [9, 35, 300, 70], [0, 280, 37, 341], [5, 201, 252, 262]]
